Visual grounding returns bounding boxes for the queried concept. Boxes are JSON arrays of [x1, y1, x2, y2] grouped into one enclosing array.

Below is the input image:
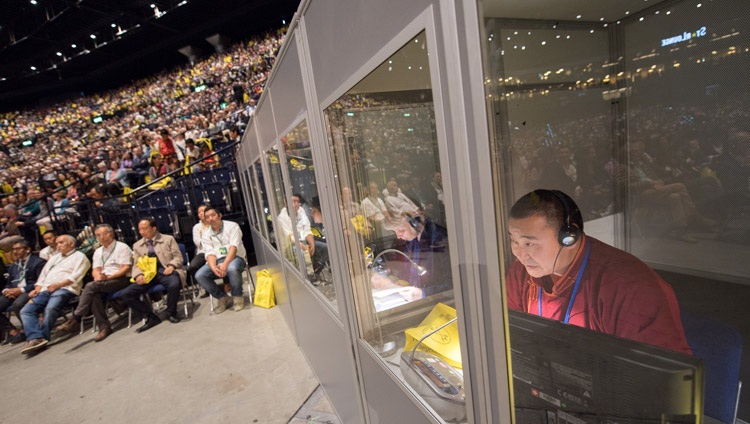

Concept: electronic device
[[400, 317, 466, 422], [508, 310, 704, 423]]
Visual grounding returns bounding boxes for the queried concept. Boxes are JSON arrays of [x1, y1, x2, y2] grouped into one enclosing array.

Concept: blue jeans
[[195, 257, 246, 299], [20, 290, 75, 341]]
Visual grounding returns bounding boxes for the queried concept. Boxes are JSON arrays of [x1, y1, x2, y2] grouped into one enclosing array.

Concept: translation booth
[[237, 0, 749, 423]]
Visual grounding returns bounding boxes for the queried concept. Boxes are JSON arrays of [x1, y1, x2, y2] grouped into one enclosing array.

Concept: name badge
[[219, 246, 228, 256]]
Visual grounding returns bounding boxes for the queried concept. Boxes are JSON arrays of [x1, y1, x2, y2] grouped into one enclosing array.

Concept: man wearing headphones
[[505, 189, 691, 354], [371, 213, 451, 301]]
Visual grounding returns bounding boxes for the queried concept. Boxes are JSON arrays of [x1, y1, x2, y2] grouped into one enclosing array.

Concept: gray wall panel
[[289, 274, 363, 423], [357, 344, 433, 424], [255, 97, 277, 149], [303, 0, 434, 104], [242, 121, 261, 165], [267, 38, 306, 135]]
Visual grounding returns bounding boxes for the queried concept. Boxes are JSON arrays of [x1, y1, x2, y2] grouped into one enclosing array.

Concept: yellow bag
[[404, 303, 462, 369], [253, 269, 276, 308], [350, 214, 372, 237], [148, 176, 171, 190], [131, 256, 158, 284]]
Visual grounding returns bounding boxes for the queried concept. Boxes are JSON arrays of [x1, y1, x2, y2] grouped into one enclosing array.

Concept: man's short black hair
[[140, 217, 157, 228], [509, 189, 583, 232], [204, 206, 221, 216]]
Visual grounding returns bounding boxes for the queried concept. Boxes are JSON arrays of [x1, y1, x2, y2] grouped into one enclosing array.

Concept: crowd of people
[[1, 204, 248, 354], [508, 99, 750, 242], [0, 28, 286, 351], [0, 27, 286, 254]]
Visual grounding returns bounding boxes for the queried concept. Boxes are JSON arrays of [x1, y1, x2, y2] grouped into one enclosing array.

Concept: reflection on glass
[[325, 31, 465, 422], [281, 120, 336, 304], [265, 145, 288, 255], [253, 159, 274, 246], [483, 0, 750, 422], [243, 169, 258, 231]]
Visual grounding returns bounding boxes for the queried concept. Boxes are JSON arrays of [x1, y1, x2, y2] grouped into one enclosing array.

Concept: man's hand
[[2, 288, 22, 299], [212, 263, 226, 278], [399, 286, 424, 302], [370, 273, 398, 289], [29, 288, 40, 298], [163, 265, 174, 276], [135, 275, 147, 285]]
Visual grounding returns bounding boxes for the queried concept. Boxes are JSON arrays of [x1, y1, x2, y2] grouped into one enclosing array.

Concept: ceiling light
[[30, 0, 37, 5], [71, 43, 77, 48], [90, 34, 97, 39], [576, 14, 582, 19], [639, 17, 644, 21], [666, 10, 671, 14], [30, 66, 37, 71], [111, 23, 117, 28], [150, 4, 156, 8], [697, 3, 702, 7], [56, 52, 62, 56], [541, 41, 547, 45]]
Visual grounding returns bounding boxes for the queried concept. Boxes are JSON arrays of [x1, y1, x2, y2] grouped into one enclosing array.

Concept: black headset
[[406, 214, 425, 232], [538, 189, 582, 247]]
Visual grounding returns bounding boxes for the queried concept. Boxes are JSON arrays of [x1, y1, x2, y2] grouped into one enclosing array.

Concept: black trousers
[[0, 293, 29, 331], [120, 270, 181, 318], [74, 277, 130, 330]]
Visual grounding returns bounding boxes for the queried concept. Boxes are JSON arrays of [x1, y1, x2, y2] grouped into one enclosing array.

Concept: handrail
[[127, 140, 241, 200]]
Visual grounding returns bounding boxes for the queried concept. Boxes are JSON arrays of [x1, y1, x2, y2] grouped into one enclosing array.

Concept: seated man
[[504, 189, 691, 354], [195, 207, 247, 313], [19, 234, 91, 354], [39, 230, 59, 260], [188, 204, 210, 297], [120, 218, 185, 333], [0, 240, 46, 345], [371, 213, 452, 301], [57, 224, 132, 342]]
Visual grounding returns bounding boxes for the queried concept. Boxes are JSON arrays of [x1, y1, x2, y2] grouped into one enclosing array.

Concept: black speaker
[[545, 190, 582, 247]]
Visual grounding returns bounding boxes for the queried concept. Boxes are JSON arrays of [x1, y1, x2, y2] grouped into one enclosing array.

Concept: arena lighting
[[22, 140, 34, 146]]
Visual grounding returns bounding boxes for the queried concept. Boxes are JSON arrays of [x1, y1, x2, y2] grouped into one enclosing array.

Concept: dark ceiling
[[0, 0, 299, 110]]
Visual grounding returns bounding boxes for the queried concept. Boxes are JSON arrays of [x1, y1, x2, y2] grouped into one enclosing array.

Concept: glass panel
[[324, 31, 465, 422], [254, 159, 273, 246], [242, 168, 258, 232], [265, 145, 287, 253], [282, 120, 337, 304], [481, 0, 750, 422]]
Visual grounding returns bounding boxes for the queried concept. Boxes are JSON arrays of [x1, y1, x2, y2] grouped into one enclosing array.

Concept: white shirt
[[277, 207, 313, 240], [93, 241, 133, 277], [201, 220, 246, 261], [385, 192, 419, 215], [361, 196, 388, 221], [39, 246, 57, 261], [36, 250, 91, 295], [192, 222, 209, 255]]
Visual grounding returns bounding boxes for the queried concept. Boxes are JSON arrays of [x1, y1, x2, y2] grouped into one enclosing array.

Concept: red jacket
[[506, 236, 692, 355]]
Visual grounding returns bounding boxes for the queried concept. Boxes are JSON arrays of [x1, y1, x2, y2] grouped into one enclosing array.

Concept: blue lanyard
[[538, 244, 591, 324]]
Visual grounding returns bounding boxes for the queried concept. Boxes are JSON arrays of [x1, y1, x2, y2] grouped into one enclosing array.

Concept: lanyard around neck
[[538, 243, 591, 324]]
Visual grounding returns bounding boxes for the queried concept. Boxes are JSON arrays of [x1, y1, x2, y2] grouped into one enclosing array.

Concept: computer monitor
[[508, 310, 704, 424]]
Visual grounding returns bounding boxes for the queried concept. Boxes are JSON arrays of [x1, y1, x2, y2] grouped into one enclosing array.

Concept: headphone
[[406, 214, 425, 232], [538, 189, 582, 247]]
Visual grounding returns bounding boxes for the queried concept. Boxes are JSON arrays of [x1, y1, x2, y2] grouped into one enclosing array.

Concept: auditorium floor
[[0, 296, 340, 424]]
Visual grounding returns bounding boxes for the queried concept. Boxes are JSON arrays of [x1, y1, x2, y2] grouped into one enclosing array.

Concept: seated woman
[[370, 213, 451, 301], [106, 160, 129, 188], [148, 154, 167, 182]]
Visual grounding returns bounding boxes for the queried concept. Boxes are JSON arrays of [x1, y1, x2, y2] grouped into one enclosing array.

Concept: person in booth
[[370, 213, 452, 301], [505, 189, 691, 354]]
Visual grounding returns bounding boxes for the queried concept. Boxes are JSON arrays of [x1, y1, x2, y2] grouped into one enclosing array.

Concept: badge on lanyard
[[219, 246, 228, 256]]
